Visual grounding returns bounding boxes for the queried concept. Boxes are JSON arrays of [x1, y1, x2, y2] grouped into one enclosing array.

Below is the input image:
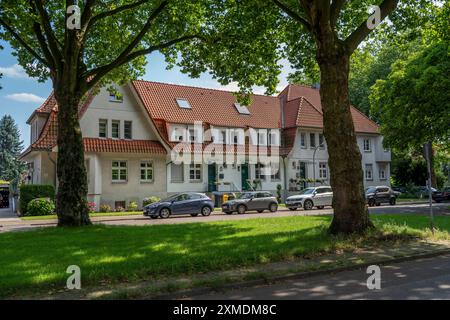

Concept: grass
[[21, 211, 143, 220], [1, 214, 450, 298]]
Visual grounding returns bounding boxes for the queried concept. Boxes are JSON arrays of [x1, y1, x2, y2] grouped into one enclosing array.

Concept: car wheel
[[303, 200, 313, 210], [237, 205, 246, 214], [376, 202, 381, 206], [389, 198, 396, 205], [368, 199, 376, 207], [317, 206, 325, 210], [159, 208, 171, 219], [201, 206, 212, 217], [269, 203, 278, 212], [289, 208, 297, 211], [257, 210, 264, 213], [191, 213, 199, 217]]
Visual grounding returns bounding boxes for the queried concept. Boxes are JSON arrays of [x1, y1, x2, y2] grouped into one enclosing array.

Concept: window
[[319, 134, 325, 148], [189, 164, 202, 181], [99, 119, 108, 138], [363, 139, 371, 152], [176, 98, 192, 109], [234, 103, 250, 115], [140, 161, 153, 182], [188, 128, 196, 142], [365, 164, 373, 180], [310, 133, 316, 148], [300, 133, 306, 148], [269, 130, 279, 146], [255, 163, 265, 180], [379, 164, 387, 180], [258, 131, 267, 146], [173, 128, 184, 142], [115, 201, 126, 209], [124, 121, 132, 139], [109, 91, 123, 102], [171, 163, 184, 182], [231, 130, 240, 145], [112, 120, 120, 139], [112, 161, 127, 182], [319, 162, 327, 179], [270, 163, 281, 181]]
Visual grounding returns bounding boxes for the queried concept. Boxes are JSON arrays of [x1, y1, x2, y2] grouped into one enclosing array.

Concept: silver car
[[222, 191, 278, 214], [286, 186, 333, 210]]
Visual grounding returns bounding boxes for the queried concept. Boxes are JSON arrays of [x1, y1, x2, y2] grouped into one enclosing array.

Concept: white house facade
[[21, 81, 390, 210]]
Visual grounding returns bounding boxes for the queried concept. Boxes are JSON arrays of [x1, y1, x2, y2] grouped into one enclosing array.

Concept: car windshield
[[298, 188, 315, 195], [161, 194, 180, 202], [239, 193, 255, 199], [366, 187, 376, 193]]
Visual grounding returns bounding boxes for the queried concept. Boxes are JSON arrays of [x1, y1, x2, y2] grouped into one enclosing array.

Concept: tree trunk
[[317, 47, 373, 235], [54, 89, 91, 226], [423, 142, 437, 188]]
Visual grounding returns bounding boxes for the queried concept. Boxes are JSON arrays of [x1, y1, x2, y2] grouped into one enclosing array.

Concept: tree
[[0, 0, 223, 226], [0, 115, 25, 192], [177, 0, 435, 234], [370, 41, 450, 188]]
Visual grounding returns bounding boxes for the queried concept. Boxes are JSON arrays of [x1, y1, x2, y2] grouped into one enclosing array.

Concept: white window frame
[[257, 130, 268, 146], [111, 120, 120, 139], [300, 132, 306, 148], [363, 139, 371, 152], [365, 164, 373, 181], [255, 163, 266, 180], [189, 163, 202, 182], [319, 162, 328, 179], [319, 134, 325, 149], [112, 161, 128, 183], [379, 164, 387, 180], [310, 133, 316, 148], [99, 119, 108, 138], [124, 121, 132, 140], [140, 161, 154, 182]]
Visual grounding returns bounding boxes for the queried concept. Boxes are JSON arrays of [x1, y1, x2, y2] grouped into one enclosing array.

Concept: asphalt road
[[184, 254, 450, 300], [0, 202, 448, 233]]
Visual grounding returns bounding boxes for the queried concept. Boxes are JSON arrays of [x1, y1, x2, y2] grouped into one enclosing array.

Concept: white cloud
[[0, 64, 29, 79], [6, 93, 46, 104]]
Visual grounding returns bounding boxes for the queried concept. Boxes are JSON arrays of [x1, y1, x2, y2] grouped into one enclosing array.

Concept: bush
[[143, 196, 161, 207], [87, 202, 96, 213], [127, 201, 138, 212], [26, 198, 55, 216], [99, 204, 111, 213], [115, 206, 125, 212], [19, 185, 55, 215]]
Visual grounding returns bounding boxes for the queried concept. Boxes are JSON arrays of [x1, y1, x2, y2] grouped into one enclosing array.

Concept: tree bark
[[54, 88, 91, 226], [317, 43, 373, 235]]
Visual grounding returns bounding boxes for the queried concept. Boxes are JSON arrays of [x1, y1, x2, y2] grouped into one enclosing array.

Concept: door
[[0, 188, 9, 209], [208, 164, 217, 192], [323, 187, 333, 206], [312, 188, 326, 206], [241, 164, 250, 191], [299, 162, 307, 189], [171, 194, 194, 214], [377, 187, 390, 203]]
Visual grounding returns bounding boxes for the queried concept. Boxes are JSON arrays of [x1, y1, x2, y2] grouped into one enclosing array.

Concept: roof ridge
[[133, 79, 281, 99], [349, 105, 380, 129], [302, 96, 323, 115]]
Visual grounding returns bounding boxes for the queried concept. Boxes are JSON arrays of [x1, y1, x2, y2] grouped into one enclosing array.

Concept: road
[[0, 202, 448, 233], [184, 254, 450, 300]]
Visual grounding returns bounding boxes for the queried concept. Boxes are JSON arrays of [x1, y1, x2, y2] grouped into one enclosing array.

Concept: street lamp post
[[312, 142, 325, 187]]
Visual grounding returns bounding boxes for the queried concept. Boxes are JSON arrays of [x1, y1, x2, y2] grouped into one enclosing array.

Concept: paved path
[[0, 202, 448, 233], [185, 254, 450, 300]]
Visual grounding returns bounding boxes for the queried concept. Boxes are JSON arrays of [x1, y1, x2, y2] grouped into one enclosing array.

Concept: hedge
[[19, 185, 55, 215]]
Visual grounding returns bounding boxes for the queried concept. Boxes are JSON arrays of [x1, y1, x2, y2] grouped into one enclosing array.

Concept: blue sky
[[0, 40, 291, 148]]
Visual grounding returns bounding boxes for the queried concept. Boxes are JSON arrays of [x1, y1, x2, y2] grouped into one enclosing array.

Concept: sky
[[0, 41, 292, 149]]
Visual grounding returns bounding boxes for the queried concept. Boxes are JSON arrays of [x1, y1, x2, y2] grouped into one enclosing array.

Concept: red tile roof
[[132, 80, 281, 129], [84, 138, 166, 154]]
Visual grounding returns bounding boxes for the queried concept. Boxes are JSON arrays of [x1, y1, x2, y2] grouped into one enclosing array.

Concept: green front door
[[241, 164, 250, 191], [208, 164, 217, 192]]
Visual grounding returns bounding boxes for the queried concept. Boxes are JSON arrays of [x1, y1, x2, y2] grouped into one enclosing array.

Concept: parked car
[[414, 186, 438, 198], [366, 186, 398, 206], [392, 186, 407, 194], [221, 191, 278, 214], [143, 192, 214, 219], [285, 186, 333, 210], [432, 187, 450, 203]]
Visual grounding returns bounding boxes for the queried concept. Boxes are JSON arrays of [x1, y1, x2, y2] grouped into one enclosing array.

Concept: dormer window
[[234, 103, 250, 115], [108, 89, 123, 102], [176, 99, 192, 109]]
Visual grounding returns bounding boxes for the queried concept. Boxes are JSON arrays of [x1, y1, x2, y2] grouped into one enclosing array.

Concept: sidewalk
[[0, 207, 20, 223]]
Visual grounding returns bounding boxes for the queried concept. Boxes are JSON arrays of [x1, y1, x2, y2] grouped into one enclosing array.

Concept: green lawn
[[1, 214, 449, 298], [21, 211, 143, 220]]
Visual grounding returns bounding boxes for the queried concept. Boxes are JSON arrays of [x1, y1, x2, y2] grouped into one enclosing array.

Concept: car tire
[[237, 205, 246, 214], [201, 206, 212, 217], [389, 198, 396, 205], [289, 208, 297, 211], [303, 200, 313, 210], [257, 210, 264, 213], [159, 208, 171, 219], [191, 213, 199, 217], [317, 206, 325, 210], [368, 199, 376, 207], [376, 202, 381, 206], [269, 203, 278, 212]]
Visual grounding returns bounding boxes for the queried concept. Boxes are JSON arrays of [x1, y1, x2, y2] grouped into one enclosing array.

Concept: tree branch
[[84, 35, 202, 92], [0, 17, 49, 67], [33, 0, 63, 62], [330, 0, 346, 27], [345, 0, 398, 53], [272, 0, 311, 31]]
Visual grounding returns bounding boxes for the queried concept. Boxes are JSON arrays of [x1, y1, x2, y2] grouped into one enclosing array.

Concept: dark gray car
[[221, 191, 278, 214], [366, 186, 398, 206]]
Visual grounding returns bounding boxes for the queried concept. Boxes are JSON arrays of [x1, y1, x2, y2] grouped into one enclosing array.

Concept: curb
[[151, 248, 450, 300]]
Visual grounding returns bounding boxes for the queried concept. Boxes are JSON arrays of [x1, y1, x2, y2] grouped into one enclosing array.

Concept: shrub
[[115, 206, 125, 212], [19, 185, 55, 215], [87, 202, 96, 213], [276, 184, 282, 202], [99, 204, 111, 213], [26, 198, 55, 216], [127, 201, 138, 212], [143, 196, 161, 207]]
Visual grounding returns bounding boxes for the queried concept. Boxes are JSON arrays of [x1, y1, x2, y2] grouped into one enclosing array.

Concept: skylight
[[176, 98, 192, 109], [234, 103, 250, 115]]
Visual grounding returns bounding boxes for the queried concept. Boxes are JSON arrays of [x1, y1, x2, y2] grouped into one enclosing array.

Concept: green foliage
[[0, 115, 25, 192], [19, 184, 55, 215], [143, 196, 161, 207], [25, 198, 55, 216], [127, 201, 138, 212], [370, 41, 450, 151], [99, 204, 112, 213]]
